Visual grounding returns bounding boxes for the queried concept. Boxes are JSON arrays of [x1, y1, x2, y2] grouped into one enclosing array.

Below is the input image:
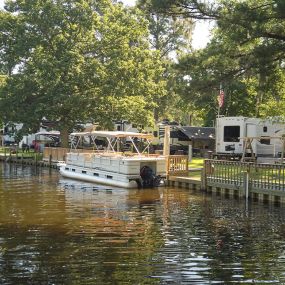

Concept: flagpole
[[218, 102, 220, 118], [216, 84, 221, 156], [218, 83, 222, 118]]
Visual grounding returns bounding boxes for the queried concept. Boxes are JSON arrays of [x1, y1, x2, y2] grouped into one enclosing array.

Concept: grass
[[187, 157, 204, 180], [205, 161, 285, 184], [0, 147, 43, 160], [189, 157, 204, 169]]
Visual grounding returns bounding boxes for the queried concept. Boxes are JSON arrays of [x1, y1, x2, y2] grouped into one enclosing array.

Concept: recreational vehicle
[[215, 116, 285, 159]]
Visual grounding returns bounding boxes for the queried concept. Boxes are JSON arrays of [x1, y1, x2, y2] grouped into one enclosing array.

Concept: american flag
[[218, 87, 224, 108]]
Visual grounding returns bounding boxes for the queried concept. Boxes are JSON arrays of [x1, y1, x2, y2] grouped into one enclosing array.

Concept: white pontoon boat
[[59, 131, 167, 188]]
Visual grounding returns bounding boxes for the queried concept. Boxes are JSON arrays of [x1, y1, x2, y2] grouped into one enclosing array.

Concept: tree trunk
[[256, 72, 266, 117], [154, 108, 159, 123], [60, 127, 69, 148], [189, 114, 192, 126]]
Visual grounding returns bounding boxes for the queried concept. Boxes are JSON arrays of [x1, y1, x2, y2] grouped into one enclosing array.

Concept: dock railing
[[204, 160, 285, 192], [167, 155, 189, 176], [43, 147, 70, 162]]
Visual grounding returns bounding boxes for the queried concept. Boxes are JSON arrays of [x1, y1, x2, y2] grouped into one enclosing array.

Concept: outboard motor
[[140, 166, 161, 188]]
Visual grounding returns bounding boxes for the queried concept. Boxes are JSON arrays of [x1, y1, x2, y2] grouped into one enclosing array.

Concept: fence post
[[35, 151, 38, 166], [166, 156, 170, 179], [201, 160, 208, 190], [243, 170, 250, 199], [49, 154, 52, 167]]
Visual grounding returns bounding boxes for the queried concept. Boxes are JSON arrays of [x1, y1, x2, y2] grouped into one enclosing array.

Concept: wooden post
[[49, 154, 52, 167], [281, 137, 285, 163], [163, 126, 170, 156], [243, 170, 249, 199], [35, 151, 38, 166], [164, 126, 170, 177], [241, 137, 255, 162], [201, 160, 207, 190]]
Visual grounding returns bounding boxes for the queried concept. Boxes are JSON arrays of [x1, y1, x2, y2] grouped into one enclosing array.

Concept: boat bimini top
[[69, 131, 154, 155]]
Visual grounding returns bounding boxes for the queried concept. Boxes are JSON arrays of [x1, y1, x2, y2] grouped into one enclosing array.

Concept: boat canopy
[[35, 131, 60, 136], [69, 131, 154, 155], [70, 131, 153, 140]]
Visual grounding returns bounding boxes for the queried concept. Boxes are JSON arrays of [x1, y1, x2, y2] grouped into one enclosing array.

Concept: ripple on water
[[0, 164, 285, 284]]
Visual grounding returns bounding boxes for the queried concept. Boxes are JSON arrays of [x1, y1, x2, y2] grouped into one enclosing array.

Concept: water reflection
[[0, 162, 285, 284]]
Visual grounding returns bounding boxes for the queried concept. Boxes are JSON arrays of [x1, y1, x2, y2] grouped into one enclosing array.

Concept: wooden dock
[[168, 159, 285, 205], [0, 153, 59, 169], [167, 175, 201, 190], [1, 147, 285, 205]]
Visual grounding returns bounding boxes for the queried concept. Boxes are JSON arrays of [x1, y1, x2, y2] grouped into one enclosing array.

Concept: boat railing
[[69, 149, 104, 154], [44, 146, 167, 164]]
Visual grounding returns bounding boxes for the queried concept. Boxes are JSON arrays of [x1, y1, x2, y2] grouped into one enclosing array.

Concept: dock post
[[201, 166, 207, 190], [49, 154, 52, 168], [163, 126, 170, 156], [164, 126, 170, 178], [243, 169, 250, 211], [35, 151, 38, 167], [243, 171, 249, 198]]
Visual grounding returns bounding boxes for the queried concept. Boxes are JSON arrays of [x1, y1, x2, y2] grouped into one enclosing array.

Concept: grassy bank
[[0, 147, 43, 160], [189, 157, 204, 169], [188, 157, 204, 180]]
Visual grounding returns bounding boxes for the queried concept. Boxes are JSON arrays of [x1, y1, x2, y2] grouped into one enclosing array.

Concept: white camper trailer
[[215, 116, 285, 159]]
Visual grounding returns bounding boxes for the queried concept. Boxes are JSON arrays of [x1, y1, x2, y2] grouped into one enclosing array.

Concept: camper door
[[222, 125, 243, 153]]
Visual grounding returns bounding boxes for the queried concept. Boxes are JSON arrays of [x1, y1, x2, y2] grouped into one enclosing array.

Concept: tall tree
[[0, 0, 165, 146], [137, 0, 195, 124], [137, 0, 193, 58], [148, 0, 285, 123]]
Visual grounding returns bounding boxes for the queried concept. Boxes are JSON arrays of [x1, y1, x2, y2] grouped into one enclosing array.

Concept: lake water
[[1, 162, 285, 284]]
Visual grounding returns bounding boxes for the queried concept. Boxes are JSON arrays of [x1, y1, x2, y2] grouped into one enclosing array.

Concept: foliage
[[136, 0, 196, 124], [145, 0, 285, 124], [189, 157, 204, 168], [137, 0, 193, 57], [0, 0, 165, 146]]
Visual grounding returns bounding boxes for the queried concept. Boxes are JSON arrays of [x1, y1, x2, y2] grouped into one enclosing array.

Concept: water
[[0, 163, 285, 284]]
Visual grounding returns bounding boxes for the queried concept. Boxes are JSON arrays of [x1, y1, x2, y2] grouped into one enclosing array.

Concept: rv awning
[[174, 126, 215, 140]]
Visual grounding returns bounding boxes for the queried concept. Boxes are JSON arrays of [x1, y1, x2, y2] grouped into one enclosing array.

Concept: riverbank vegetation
[[1, 0, 285, 143]]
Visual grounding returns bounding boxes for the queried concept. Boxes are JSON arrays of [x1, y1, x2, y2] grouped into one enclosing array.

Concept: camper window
[[224, 126, 240, 142]]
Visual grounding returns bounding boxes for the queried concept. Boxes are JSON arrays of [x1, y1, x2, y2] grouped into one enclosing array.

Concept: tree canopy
[[145, 0, 285, 124], [1, 0, 285, 135], [0, 0, 165, 145]]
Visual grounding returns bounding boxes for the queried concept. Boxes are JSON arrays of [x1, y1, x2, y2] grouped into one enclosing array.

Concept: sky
[[120, 0, 212, 49], [0, 0, 211, 49]]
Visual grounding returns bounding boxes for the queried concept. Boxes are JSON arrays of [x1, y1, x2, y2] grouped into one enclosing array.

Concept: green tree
[[143, 0, 285, 124], [0, 0, 165, 146], [137, 0, 195, 124]]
